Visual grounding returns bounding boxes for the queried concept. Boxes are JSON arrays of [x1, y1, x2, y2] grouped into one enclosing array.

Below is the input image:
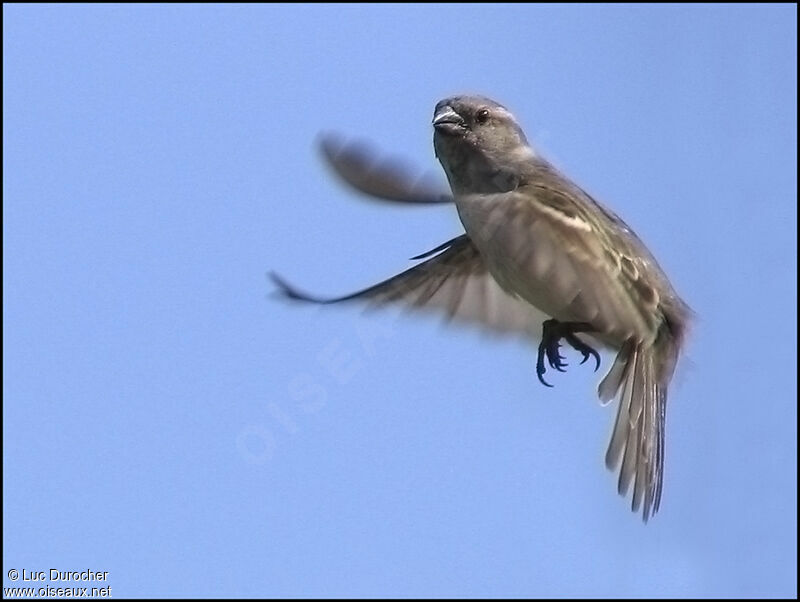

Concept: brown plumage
[[273, 95, 692, 521]]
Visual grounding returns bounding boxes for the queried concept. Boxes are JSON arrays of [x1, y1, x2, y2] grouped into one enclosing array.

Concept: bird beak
[[432, 105, 465, 135]]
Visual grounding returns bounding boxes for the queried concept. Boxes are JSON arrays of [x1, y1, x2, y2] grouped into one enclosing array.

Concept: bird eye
[[475, 108, 490, 124]]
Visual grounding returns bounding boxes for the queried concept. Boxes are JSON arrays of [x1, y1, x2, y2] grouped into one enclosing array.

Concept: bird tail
[[598, 320, 685, 522]]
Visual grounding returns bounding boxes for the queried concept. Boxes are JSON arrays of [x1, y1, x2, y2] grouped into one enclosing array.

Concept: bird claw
[[535, 320, 601, 386], [548, 351, 567, 372], [564, 332, 601, 372], [536, 345, 554, 387], [536, 365, 554, 388]]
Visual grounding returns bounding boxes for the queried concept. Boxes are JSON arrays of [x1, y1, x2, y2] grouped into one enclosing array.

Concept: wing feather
[[272, 235, 548, 336], [319, 135, 453, 205]]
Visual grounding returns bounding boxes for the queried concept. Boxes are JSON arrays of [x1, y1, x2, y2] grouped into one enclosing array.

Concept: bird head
[[432, 95, 533, 194]]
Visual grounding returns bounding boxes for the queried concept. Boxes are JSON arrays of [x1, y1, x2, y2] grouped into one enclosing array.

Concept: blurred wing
[[271, 235, 547, 336], [319, 134, 453, 204]]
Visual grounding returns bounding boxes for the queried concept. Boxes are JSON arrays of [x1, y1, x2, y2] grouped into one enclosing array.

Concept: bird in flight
[[272, 95, 691, 522]]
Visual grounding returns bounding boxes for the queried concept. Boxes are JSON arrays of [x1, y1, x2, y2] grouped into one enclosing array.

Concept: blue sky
[[3, 4, 796, 598]]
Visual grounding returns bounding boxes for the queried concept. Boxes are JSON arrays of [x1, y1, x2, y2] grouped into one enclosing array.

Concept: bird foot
[[536, 320, 601, 387]]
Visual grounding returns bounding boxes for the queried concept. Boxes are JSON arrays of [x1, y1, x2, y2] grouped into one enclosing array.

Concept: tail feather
[[603, 342, 635, 467], [633, 353, 656, 513], [600, 327, 682, 522], [618, 348, 644, 497], [597, 343, 631, 405], [652, 385, 668, 514]]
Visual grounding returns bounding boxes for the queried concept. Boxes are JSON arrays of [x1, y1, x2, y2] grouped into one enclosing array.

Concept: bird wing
[[271, 234, 548, 336], [319, 135, 454, 204]]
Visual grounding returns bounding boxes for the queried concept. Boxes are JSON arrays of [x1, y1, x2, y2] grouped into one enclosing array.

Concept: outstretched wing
[[271, 235, 548, 336], [319, 135, 453, 204]]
